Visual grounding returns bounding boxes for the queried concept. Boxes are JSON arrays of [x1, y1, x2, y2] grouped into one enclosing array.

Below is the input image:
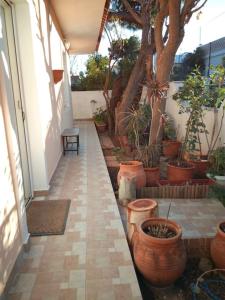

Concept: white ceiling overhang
[[49, 0, 108, 54]]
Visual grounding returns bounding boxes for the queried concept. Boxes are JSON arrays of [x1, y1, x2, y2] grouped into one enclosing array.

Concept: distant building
[[199, 36, 225, 75]]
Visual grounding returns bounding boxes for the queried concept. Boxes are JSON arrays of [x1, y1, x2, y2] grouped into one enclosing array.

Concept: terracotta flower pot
[[167, 162, 194, 182], [95, 122, 106, 133], [133, 218, 187, 287], [52, 69, 64, 84], [144, 167, 160, 187], [162, 140, 181, 158], [211, 221, 225, 269], [118, 161, 146, 189], [127, 199, 158, 245], [188, 159, 209, 178]]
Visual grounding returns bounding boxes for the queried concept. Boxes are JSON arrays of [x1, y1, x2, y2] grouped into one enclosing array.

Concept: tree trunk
[[149, 29, 182, 144], [116, 24, 151, 136]]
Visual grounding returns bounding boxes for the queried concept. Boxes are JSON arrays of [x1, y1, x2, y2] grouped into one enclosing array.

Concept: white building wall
[[72, 90, 107, 119], [166, 82, 225, 154], [14, 0, 73, 190]]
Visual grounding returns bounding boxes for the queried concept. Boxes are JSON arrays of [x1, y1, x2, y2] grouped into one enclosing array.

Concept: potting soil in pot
[[143, 224, 176, 238]]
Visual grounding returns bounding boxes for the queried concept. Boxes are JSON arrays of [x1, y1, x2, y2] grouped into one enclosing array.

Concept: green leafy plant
[[136, 144, 161, 168], [173, 67, 208, 161], [112, 147, 127, 162], [205, 65, 225, 156], [123, 103, 151, 149], [163, 113, 177, 140], [122, 103, 161, 167], [93, 107, 107, 124], [209, 146, 225, 176]]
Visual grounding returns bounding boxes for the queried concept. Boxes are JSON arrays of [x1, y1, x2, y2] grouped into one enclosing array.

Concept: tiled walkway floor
[[7, 121, 142, 300], [158, 198, 225, 239]]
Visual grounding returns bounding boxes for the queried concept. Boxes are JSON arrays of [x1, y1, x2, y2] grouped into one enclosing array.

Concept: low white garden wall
[[72, 86, 225, 154], [72, 90, 108, 119], [166, 82, 225, 154]]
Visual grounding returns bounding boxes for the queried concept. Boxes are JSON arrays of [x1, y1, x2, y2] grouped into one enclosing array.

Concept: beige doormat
[[26, 200, 71, 236]]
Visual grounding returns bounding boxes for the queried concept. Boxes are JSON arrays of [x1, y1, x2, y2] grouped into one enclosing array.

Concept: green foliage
[[124, 103, 151, 148], [182, 48, 205, 76], [72, 36, 140, 91], [117, 36, 140, 88], [173, 64, 225, 160], [72, 54, 112, 91], [209, 185, 225, 207], [170, 48, 205, 81], [122, 103, 160, 167], [173, 67, 208, 156], [93, 107, 107, 124], [112, 147, 127, 162], [205, 65, 225, 108], [209, 146, 225, 176], [163, 114, 177, 140]]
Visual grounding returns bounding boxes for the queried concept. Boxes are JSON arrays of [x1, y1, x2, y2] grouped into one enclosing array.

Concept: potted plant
[[162, 113, 181, 158], [210, 221, 225, 268], [204, 65, 225, 157], [123, 103, 160, 186], [171, 66, 225, 179], [133, 217, 187, 287], [136, 144, 160, 186], [168, 68, 208, 181], [208, 146, 225, 186], [93, 107, 107, 133]]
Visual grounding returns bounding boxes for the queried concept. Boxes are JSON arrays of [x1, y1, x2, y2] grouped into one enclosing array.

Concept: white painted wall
[[72, 90, 108, 119], [14, 0, 73, 190], [166, 82, 225, 155]]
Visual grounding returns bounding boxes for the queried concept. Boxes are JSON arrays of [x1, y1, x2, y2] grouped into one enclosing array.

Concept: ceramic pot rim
[[138, 217, 182, 244], [188, 159, 209, 164], [168, 162, 195, 170], [144, 167, 160, 171], [128, 199, 158, 212], [120, 160, 142, 167]]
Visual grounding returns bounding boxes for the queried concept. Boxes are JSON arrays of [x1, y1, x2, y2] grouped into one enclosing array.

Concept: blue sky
[[71, 0, 225, 75]]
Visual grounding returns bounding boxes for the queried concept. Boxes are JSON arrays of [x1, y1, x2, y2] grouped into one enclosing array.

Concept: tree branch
[[108, 11, 142, 27], [154, 0, 168, 55], [166, 0, 181, 51], [181, 0, 207, 26], [121, 0, 143, 26], [191, 0, 207, 14]]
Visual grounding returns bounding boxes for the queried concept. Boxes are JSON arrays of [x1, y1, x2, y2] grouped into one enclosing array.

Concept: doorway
[[0, 0, 32, 204]]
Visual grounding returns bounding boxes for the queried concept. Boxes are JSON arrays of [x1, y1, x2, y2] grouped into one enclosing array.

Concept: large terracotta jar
[[117, 161, 146, 189], [133, 218, 187, 287], [127, 199, 158, 245], [167, 162, 194, 182], [144, 167, 160, 186], [162, 140, 181, 158], [210, 221, 225, 269]]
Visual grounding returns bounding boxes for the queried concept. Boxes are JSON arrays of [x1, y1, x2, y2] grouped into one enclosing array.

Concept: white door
[[0, 0, 32, 204]]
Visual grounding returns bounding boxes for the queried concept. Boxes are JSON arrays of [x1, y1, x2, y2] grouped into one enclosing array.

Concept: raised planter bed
[[138, 179, 215, 199]]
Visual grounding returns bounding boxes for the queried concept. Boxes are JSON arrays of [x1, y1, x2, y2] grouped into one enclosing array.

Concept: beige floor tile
[[7, 121, 141, 300]]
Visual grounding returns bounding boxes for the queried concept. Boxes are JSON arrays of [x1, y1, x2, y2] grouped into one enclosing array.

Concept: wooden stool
[[62, 128, 79, 155]]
